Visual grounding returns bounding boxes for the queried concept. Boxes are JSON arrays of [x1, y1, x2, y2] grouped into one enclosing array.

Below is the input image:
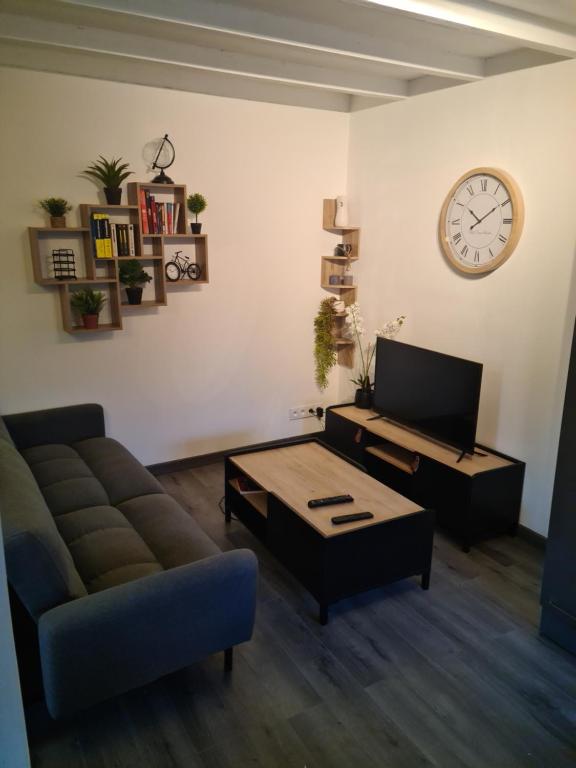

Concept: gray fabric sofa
[[0, 404, 257, 719]]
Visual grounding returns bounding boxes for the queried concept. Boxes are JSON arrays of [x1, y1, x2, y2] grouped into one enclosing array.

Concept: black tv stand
[[323, 405, 525, 551]]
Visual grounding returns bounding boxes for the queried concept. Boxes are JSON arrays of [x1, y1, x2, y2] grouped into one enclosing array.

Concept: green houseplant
[[70, 289, 107, 330], [314, 297, 337, 390], [119, 259, 152, 305], [39, 197, 72, 228], [187, 193, 207, 234], [82, 156, 133, 205]]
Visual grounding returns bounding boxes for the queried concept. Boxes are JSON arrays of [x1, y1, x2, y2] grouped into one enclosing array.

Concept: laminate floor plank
[[24, 461, 576, 768]]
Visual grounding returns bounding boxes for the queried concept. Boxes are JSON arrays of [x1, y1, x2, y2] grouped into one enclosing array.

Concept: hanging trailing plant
[[314, 297, 337, 390]]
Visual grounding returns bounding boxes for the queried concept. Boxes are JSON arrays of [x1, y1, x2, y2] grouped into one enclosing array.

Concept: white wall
[[346, 59, 576, 536], [0, 68, 348, 464]]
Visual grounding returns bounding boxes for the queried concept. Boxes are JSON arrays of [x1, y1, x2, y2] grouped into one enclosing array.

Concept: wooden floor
[[26, 462, 576, 768]]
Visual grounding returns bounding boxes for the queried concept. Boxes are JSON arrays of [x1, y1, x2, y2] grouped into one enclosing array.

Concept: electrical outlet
[[289, 404, 324, 420]]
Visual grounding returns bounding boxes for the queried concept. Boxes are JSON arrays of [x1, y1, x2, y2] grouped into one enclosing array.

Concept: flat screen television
[[372, 339, 483, 455]]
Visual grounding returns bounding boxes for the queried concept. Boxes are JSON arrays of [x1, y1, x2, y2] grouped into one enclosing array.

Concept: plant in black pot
[[345, 304, 406, 409], [187, 193, 207, 234], [70, 289, 107, 330], [119, 259, 152, 305], [39, 197, 72, 228], [82, 156, 133, 205]]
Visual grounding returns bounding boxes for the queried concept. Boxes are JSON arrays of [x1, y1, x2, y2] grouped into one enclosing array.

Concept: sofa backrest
[[0, 440, 87, 620]]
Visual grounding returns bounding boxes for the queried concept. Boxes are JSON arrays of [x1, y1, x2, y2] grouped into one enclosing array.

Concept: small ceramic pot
[[126, 287, 143, 305], [355, 388, 372, 409], [50, 216, 66, 228], [104, 187, 122, 205], [342, 275, 354, 286], [82, 314, 99, 330], [191, 223, 202, 234]]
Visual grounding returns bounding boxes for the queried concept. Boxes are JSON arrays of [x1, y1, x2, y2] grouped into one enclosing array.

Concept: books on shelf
[[140, 190, 181, 234], [91, 214, 136, 259]]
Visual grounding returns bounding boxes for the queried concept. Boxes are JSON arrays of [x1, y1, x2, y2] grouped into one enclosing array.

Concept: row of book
[[139, 190, 181, 235], [91, 214, 136, 259]]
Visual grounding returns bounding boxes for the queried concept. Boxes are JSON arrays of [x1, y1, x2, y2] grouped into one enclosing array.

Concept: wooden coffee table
[[225, 440, 434, 624]]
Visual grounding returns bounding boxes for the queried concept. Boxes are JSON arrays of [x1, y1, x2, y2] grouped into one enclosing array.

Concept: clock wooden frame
[[439, 167, 524, 275]]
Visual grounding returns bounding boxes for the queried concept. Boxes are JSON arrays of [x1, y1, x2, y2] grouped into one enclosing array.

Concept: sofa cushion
[[0, 441, 86, 620], [23, 444, 82, 466], [0, 417, 14, 447], [118, 494, 220, 569], [73, 438, 163, 506], [55, 505, 163, 593]]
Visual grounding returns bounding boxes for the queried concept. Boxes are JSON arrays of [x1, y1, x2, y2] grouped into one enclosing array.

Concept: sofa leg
[[224, 647, 234, 672]]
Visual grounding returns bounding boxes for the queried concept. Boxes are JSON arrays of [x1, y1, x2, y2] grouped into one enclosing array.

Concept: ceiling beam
[[353, 0, 576, 57], [54, 0, 485, 80], [0, 11, 408, 99]]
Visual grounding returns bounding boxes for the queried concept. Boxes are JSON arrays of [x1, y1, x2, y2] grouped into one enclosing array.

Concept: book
[[139, 188, 149, 235], [128, 224, 135, 256], [110, 222, 119, 258], [234, 476, 263, 494], [145, 191, 153, 233], [173, 203, 181, 233], [151, 196, 158, 234]]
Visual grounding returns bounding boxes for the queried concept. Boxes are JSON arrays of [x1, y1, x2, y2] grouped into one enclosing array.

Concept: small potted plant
[[82, 156, 133, 205], [119, 259, 152, 305], [39, 198, 72, 228], [187, 193, 207, 234], [70, 289, 107, 329]]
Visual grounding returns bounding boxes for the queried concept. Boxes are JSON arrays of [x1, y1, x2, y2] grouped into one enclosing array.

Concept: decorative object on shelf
[[82, 156, 134, 205], [334, 195, 347, 227], [70, 288, 107, 330], [165, 250, 201, 281], [50, 249, 77, 280], [334, 243, 352, 258], [328, 274, 341, 286], [187, 193, 207, 234], [39, 198, 72, 228], [345, 304, 406, 409], [314, 297, 338, 390], [333, 299, 345, 313], [119, 259, 152, 305], [439, 167, 524, 275], [144, 134, 175, 184]]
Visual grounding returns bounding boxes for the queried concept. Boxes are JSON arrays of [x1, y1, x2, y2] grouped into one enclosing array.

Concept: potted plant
[[119, 259, 152, 305], [39, 198, 72, 228], [187, 193, 207, 234], [70, 289, 107, 329], [314, 297, 338, 390], [345, 305, 406, 408], [82, 156, 133, 205]]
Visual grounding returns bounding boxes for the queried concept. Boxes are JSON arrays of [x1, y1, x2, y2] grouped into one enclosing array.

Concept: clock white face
[[440, 168, 523, 275]]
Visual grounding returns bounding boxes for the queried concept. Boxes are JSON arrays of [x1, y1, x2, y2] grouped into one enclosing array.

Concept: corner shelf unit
[[28, 182, 209, 335], [321, 199, 360, 368]]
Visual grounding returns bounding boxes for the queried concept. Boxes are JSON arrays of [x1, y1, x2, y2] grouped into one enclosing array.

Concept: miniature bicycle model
[[165, 250, 202, 281]]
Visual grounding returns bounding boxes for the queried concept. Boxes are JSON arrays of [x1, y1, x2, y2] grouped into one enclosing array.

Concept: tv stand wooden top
[[329, 406, 515, 477]]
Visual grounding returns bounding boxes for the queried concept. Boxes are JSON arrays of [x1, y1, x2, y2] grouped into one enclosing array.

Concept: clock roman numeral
[[451, 218, 461, 225], [453, 232, 462, 244], [481, 179, 487, 192], [466, 184, 474, 196], [503, 218, 513, 224], [501, 198, 510, 207], [494, 183, 501, 194], [461, 245, 469, 257], [474, 251, 480, 263], [498, 234, 507, 244]]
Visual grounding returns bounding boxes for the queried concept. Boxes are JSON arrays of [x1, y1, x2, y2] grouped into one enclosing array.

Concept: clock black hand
[[470, 206, 498, 230], [466, 207, 481, 223]]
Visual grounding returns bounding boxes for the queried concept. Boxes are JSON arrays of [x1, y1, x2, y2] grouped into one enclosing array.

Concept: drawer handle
[[354, 428, 363, 444]]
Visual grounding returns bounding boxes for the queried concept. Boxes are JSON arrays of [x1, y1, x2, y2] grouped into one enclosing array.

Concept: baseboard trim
[[147, 432, 325, 476], [517, 524, 547, 549]]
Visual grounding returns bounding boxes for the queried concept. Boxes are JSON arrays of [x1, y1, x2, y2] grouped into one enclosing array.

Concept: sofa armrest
[[3, 404, 105, 449], [38, 548, 258, 719]]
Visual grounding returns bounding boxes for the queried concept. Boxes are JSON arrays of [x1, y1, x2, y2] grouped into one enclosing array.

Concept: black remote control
[[308, 494, 354, 508], [331, 511, 374, 525]]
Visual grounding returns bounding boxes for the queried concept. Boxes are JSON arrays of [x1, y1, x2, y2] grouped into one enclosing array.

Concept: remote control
[[308, 494, 354, 508], [331, 511, 374, 525]]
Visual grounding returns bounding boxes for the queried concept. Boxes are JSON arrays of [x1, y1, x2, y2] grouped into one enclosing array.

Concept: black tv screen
[[373, 339, 483, 454]]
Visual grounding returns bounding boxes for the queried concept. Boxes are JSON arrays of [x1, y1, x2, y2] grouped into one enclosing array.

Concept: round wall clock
[[439, 167, 524, 275]]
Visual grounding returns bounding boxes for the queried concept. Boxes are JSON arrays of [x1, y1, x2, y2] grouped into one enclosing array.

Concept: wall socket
[[289, 404, 324, 421]]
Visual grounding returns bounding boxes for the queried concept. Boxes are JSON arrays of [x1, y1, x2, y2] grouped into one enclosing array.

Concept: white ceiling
[[0, 0, 574, 111]]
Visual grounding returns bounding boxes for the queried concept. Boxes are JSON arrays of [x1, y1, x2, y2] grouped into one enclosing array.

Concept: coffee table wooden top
[[229, 441, 423, 538]]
